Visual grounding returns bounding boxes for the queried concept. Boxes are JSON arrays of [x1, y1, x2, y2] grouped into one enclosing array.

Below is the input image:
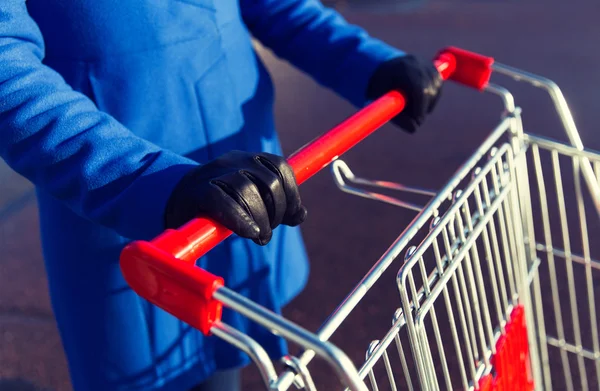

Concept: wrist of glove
[[366, 54, 443, 133], [164, 150, 307, 246]]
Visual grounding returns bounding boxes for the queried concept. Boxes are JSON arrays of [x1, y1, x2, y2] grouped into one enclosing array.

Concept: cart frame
[[119, 47, 600, 391]]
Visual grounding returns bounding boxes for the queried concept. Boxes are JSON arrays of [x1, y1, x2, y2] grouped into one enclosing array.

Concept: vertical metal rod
[[392, 309, 415, 391], [442, 225, 479, 386], [478, 172, 508, 330], [432, 233, 465, 391], [461, 191, 497, 361], [573, 156, 600, 386], [418, 254, 452, 391], [455, 207, 492, 372], [551, 151, 587, 390], [382, 350, 398, 391], [366, 341, 381, 391], [489, 161, 518, 304], [407, 266, 439, 391], [506, 145, 546, 391], [211, 322, 278, 389], [282, 356, 317, 391], [531, 144, 574, 391], [508, 111, 551, 390]]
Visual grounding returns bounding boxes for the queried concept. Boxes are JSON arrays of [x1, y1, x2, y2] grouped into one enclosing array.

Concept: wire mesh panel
[[352, 135, 600, 391], [341, 64, 600, 391], [333, 112, 534, 391], [392, 141, 534, 391], [280, 111, 600, 391], [519, 135, 600, 391]]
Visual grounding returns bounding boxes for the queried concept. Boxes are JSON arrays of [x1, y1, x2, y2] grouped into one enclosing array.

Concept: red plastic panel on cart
[[474, 305, 534, 391], [478, 373, 493, 391]]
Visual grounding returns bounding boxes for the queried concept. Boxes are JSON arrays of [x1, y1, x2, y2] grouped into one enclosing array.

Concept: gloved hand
[[164, 150, 307, 246], [366, 54, 443, 133]]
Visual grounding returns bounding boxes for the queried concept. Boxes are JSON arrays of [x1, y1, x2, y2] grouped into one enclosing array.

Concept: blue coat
[[0, 1, 402, 390]]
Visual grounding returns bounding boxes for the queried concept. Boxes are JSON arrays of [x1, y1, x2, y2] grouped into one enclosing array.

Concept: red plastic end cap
[[437, 46, 494, 90], [120, 240, 224, 335]]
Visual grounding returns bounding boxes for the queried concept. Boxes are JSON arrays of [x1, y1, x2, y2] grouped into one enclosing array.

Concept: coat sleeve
[[0, 1, 199, 241], [240, 0, 405, 107]]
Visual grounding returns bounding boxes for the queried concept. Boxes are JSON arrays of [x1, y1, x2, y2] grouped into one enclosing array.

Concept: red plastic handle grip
[[119, 47, 493, 335]]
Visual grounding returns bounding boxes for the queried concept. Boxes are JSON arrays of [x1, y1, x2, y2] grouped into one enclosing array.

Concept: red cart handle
[[119, 46, 494, 334]]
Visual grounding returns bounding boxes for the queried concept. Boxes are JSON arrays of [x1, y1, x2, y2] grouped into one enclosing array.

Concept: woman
[[0, 0, 442, 390]]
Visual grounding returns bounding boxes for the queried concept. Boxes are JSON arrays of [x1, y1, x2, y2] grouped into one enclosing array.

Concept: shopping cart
[[119, 46, 600, 390]]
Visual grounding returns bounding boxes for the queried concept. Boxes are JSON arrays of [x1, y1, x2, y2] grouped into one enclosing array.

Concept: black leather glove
[[366, 54, 443, 133], [164, 150, 307, 246]]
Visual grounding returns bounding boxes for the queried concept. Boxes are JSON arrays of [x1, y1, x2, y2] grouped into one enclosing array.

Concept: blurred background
[[1, 0, 599, 390]]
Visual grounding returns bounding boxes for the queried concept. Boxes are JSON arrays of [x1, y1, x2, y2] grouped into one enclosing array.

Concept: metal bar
[[213, 288, 368, 391], [531, 144, 574, 391], [399, 272, 429, 390], [516, 135, 556, 391], [419, 254, 453, 391], [486, 67, 589, 391], [331, 159, 435, 211], [211, 322, 278, 389], [418, 323, 440, 391], [526, 257, 541, 287], [493, 62, 600, 221], [432, 231, 468, 391], [497, 155, 523, 307], [412, 182, 515, 389], [534, 243, 600, 271], [506, 105, 547, 390], [442, 224, 478, 387], [477, 172, 508, 331], [393, 332, 415, 391], [382, 350, 399, 391], [415, 254, 443, 391], [455, 208, 492, 369], [485, 83, 516, 112], [414, 183, 511, 326], [460, 191, 497, 361], [492, 64, 582, 150], [489, 161, 518, 303], [366, 341, 382, 391], [354, 310, 406, 380], [546, 337, 600, 361], [402, 145, 513, 311], [448, 216, 482, 374], [368, 370, 380, 391], [281, 356, 317, 391], [506, 144, 546, 391], [573, 156, 600, 384], [407, 264, 436, 390], [551, 150, 588, 390], [524, 134, 600, 162]]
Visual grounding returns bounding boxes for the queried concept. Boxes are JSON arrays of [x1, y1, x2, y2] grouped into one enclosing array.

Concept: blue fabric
[[0, 1, 403, 390]]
